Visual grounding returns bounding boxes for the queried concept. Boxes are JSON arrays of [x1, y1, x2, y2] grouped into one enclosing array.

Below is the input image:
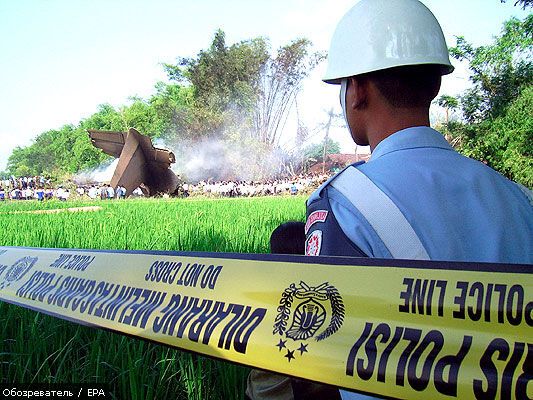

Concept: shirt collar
[[369, 126, 454, 161]]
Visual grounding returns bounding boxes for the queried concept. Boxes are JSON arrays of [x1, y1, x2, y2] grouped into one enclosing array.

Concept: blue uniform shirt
[[306, 126, 533, 264]]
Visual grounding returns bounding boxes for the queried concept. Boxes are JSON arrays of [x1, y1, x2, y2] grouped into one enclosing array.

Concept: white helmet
[[323, 0, 454, 84]]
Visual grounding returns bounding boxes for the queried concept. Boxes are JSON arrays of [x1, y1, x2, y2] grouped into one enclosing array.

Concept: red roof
[[308, 153, 370, 174]]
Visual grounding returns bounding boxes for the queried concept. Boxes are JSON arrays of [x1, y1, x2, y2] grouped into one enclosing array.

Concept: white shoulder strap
[[331, 167, 430, 260]]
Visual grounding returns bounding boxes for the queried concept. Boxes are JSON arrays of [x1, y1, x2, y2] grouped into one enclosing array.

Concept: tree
[[119, 97, 159, 139], [69, 127, 110, 173], [149, 82, 193, 141], [449, 15, 532, 122], [79, 104, 124, 131], [436, 94, 459, 125], [444, 16, 532, 187], [164, 30, 269, 137], [448, 86, 532, 187], [304, 138, 341, 163], [292, 102, 310, 173], [253, 39, 325, 145], [7, 106, 118, 178], [500, 0, 532, 9], [161, 31, 325, 180], [7, 146, 34, 176]]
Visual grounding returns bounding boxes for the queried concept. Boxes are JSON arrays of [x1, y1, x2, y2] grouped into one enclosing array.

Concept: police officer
[[307, 0, 533, 397], [305, 0, 533, 265]]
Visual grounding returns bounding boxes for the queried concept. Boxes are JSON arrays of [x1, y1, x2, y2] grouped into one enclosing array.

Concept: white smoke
[[76, 137, 289, 186], [72, 158, 118, 185], [169, 137, 288, 183]]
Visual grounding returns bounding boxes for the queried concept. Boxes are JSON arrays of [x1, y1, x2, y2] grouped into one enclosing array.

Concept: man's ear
[[348, 76, 368, 110]]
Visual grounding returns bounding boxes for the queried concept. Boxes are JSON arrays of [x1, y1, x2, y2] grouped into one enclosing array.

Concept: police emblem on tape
[[273, 281, 344, 362], [0, 256, 38, 291], [305, 230, 322, 256]]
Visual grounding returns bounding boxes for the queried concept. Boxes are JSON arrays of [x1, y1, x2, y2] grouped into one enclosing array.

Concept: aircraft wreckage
[[88, 128, 180, 197]]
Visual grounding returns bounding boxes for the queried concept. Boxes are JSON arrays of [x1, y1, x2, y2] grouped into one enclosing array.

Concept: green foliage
[[187, 30, 269, 112], [435, 94, 459, 125], [79, 103, 124, 131], [6, 91, 189, 179], [500, 0, 533, 9], [304, 138, 341, 163], [444, 15, 533, 187], [165, 31, 323, 145], [164, 30, 269, 138], [436, 95, 459, 110], [7, 124, 109, 177], [119, 98, 157, 138], [450, 15, 532, 122], [150, 83, 194, 140], [6, 147, 33, 176], [445, 86, 533, 187]]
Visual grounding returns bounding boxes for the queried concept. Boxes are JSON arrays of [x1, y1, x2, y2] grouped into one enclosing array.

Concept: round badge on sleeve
[[306, 230, 323, 256]]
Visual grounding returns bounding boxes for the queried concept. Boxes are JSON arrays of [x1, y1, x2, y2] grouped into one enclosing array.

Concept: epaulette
[[307, 161, 366, 205]]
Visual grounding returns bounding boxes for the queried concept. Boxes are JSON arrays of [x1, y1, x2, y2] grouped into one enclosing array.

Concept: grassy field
[[0, 196, 306, 399]]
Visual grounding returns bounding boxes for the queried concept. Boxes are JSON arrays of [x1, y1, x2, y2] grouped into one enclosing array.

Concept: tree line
[[4, 30, 326, 182], [3, 12, 532, 187]]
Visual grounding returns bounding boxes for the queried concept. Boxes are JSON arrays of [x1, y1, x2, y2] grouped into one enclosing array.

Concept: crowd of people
[[83, 185, 128, 200], [0, 172, 331, 202], [0, 176, 61, 201], [0, 175, 130, 202], [187, 173, 330, 197]]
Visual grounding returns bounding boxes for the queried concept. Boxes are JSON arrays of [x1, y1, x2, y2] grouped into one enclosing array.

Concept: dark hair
[[365, 64, 441, 108], [270, 221, 305, 255]]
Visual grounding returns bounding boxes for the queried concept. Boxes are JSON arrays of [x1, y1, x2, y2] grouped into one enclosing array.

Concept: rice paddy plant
[[0, 196, 306, 399], [0, 197, 305, 252], [0, 198, 91, 212]]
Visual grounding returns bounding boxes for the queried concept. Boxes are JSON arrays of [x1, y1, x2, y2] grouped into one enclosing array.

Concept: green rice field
[[0, 196, 306, 399]]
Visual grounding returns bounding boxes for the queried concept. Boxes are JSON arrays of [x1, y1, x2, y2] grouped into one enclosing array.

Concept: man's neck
[[367, 107, 430, 151]]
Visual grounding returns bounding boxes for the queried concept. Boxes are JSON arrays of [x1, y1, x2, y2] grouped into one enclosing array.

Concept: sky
[[0, 0, 529, 171]]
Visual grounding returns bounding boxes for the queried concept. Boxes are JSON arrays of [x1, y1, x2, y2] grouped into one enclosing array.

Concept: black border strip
[[0, 294, 392, 399], [1, 246, 531, 274]]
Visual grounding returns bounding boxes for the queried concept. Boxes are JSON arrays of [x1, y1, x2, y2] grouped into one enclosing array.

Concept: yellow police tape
[[0, 246, 531, 399]]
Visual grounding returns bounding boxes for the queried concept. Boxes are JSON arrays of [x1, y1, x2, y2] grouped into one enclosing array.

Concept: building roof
[[309, 153, 370, 174]]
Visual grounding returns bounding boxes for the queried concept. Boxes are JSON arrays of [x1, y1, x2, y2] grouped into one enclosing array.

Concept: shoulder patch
[[305, 230, 323, 256], [305, 210, 328, 234]]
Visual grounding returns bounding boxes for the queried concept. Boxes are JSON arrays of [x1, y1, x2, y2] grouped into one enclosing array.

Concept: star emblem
[[297, 343, 308, 355], [284, 349, 295, 362], [276, 338, 287, 351]]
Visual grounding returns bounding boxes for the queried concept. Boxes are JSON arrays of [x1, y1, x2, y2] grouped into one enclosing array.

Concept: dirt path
[[3, 206, 103, 215]]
